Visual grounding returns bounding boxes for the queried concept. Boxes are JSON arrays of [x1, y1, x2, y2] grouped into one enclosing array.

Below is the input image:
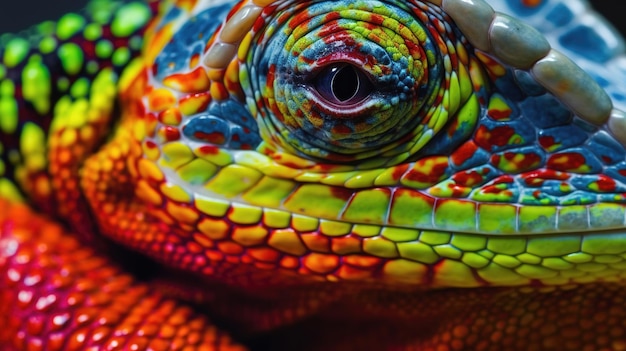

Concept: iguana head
[[80, 0, 626, 290]]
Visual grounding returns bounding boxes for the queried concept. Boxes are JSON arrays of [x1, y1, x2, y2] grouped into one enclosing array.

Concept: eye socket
[[314, 64, 373, 105]]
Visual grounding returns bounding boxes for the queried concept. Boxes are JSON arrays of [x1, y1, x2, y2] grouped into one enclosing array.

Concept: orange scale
[[247, 247, 281, 262], [331, 235, 363, 255], [280, 256, 300, 270], [163, 67, 211, 94], [158, 108, 183, 126], [336, 265, 375, 281], [210, 81, 229, 100], [148, 88, 177, 112], [303, 253, 340, 274], [217, 241, 244, 256], [179, 92, 212, 116], [300, 233, 331, 252], [192, 233, 215, 248], [343, 255, 383, 269]]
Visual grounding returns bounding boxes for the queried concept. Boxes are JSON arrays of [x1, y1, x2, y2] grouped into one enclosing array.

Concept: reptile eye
[[315, 64, 373, 105]]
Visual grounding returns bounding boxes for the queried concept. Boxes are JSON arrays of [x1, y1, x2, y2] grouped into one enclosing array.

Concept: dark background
[[0, 2, 625, 35]]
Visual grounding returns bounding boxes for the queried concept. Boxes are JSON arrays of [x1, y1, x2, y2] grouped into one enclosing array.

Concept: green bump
[[582, 233, 626, 255], [593, 255, 623, 264], [0, 65, 6, 80], [58, 43, 84, 75], [450, 233, 487, 251], [22, 55, 51, 115], [492, 254, 521, 268], [57, 13, 86, 40], [363, 237, 398, 258], [487, 237, 526, 255], [112, 47, 131, 67], [342, 189, 390, 223], [0, 80, 18, 133], [284, 184, 349, 219], [478, 204, 517, 233], [562, 252, 593, 264], [541, 257, 574, 270], [242, 177, 296, 208], [3, 37, 29, 68], [84, 23, 103, 41], [434, 200, 476, 232], [419, 231, 450, 245], [388, 189, 434, 228], [205, 165, 263, 198], [397, 241, 439, 264], [111, 3, 151, 38], [526, 235, 580, 257], [95, 40, 114, 59], [461, 252, 490, 269], [177, 158, 218, 185], [516, 253, 542, 265], [39, 37, 58, 54], [381, 227, 419, 242], [433, 244, 462, 259], [70, 78, 90, 98]]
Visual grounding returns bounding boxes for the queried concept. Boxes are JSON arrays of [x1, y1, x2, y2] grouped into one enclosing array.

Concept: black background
[[0, 1, 625, 35]]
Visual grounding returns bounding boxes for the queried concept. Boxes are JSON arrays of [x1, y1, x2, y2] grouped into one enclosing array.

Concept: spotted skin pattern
[[2, 0, 626, 350]]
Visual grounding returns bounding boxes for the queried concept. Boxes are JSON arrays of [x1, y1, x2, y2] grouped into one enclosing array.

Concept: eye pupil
[[315, 63, 372, 105], [332, 65, 360, 102]]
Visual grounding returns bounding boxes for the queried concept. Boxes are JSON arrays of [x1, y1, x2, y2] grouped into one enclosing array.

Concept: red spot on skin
[[403, 157, 449, 186], [450, 141, 479, 167], [288, 9, 312, 30], [225, 1, 245, 20], [324, 11, 341, 22], [193, 131, 226, 144], [266, 64, 276, 88], [522, 169, 570, 187], [452, 170, 484, 188], [522, 0, 542, 7], [474, 125, 517, 151], [595, 175, 617, 192], [252, 16, 265, 33], [488, 109, 512, 121], [391, 164, 410, 182], [145, 140, 158, 149], [547, 153, 587, 172], [198, 145, 220, 155], [619, 170, 626, 177], [492, 175, 515, 184], [493, 152, 542, 173], [538, 136, 556, 149], [163, 126, 181, 141], [330, 187, 353, 202]]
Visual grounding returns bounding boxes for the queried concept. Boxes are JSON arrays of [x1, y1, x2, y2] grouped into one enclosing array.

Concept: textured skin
[[2, 0, 626, 350]]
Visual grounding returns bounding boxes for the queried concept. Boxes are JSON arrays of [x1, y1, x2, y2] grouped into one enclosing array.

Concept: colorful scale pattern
[[3, 0, 626, 350], [102, 0, 626, 292], [0, 0, 158, 238]]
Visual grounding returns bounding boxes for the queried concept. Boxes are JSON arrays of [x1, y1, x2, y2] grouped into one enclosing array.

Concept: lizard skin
[[1, 0, 626, 350]]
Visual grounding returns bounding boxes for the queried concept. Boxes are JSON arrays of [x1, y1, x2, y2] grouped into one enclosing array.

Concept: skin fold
[[1, 0, 626, 350]]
